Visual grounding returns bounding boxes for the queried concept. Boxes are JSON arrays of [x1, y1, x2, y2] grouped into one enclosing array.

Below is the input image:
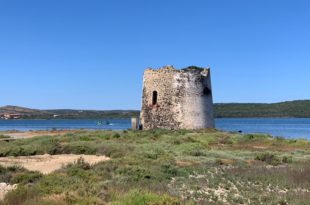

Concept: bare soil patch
[[1, 130, 73, 139], [0, 154, 110, 174]]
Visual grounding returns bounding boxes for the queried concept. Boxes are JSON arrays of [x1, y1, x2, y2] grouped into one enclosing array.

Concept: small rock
[[0, 182, 17, 200]]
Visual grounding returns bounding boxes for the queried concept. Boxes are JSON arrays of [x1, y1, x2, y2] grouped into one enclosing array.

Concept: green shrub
[[74, 157, 91, 170], [172, 139, 181, 145], [189, 150, 206, 157], [61, 144, 96, 155], [161, 164, 179, 178], [10, 147, 37, 157], [112, 133, 121, 138], [0, 135, 10, 139], [47, 141, 62, 155], [219, 136, 233, 144], [255, 153, 293, 166], [182, 66, 204, 71], [255, 153, 281, 166], [117, 165, 153, 182], [111, 189, 180, 205], [238, 134, 271, 143], [0, 165, 29, 184], [282, 156, 293, 164], [11, 171, 43, 184], [96, 144, 128, 158], [144, 152, 158, 160]]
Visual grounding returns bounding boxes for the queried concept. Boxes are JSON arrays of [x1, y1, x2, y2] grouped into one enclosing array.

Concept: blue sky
[[0, 0, 309, 109]]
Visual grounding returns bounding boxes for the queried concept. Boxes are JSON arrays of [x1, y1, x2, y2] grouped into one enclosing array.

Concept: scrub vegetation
[[215, 100, 310, 118], [0, 129, 310, 205], [0, 135, 10, 139]]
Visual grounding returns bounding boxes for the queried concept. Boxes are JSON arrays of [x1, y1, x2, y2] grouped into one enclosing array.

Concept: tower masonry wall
[[140, 65, 214, 130]]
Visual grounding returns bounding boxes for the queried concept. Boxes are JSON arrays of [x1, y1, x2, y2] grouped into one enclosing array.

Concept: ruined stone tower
[[140, 65, 214, 130]]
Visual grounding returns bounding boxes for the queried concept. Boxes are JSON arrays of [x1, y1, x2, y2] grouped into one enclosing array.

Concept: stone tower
[[140, 65, 214, 130]]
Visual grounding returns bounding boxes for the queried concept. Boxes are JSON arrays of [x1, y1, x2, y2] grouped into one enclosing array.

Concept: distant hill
[[47, 109, 140, 119], [0, 105, 52, 119], [214, 100, 310, 118], [0, 106, 139, 119], [1, 100, 310, 119]]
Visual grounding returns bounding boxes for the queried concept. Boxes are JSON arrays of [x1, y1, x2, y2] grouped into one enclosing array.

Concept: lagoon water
[[0, 118, 310, 140]]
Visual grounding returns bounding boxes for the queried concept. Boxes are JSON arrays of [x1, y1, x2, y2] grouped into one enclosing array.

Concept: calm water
[[0, 118, 310, 140]]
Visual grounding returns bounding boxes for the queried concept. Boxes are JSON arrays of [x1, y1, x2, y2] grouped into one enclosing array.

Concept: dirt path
[[1, 130, 73, 139], [0, 154, 110, 174]]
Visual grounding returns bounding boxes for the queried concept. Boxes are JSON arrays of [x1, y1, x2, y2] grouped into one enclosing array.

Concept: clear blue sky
[[1, 0, 309, 110]]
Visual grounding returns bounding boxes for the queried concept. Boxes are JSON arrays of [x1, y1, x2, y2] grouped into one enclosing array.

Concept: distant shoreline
[[1, 100, 310, 119], [1, 117, 310, 120]]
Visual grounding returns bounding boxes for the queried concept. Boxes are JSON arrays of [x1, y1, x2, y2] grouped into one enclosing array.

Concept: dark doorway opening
[[152, 91, 158, 105], [203, 87, 212, 96]]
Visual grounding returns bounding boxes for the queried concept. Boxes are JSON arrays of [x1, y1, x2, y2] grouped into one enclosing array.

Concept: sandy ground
[[0, 154, 110, 174], [0, 131, 109, 200], [1, 130, 73, 139]]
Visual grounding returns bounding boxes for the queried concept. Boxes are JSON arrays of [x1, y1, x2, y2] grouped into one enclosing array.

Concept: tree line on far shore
[[1, 100, 310, 119]]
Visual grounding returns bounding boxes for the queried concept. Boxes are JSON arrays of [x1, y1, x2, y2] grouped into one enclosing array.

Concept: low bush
[[11, 171, 43, 184], [255, 153, 293, 165], [255, 153, 281, 166], [240, 134, 271, 142], [47, 141, 62, 155], [10, 147, 37, 157], [0, 165, 29, 184], [61, 143, 96, 155], [112, 133, 121, 139], [282, 155, 293, 163], [161, 163, 179, 178], [218, 136, 234, 144], [111, 189, 181, 205], [96, 144, 127, 158], [0, 135, 10, 139], [69, 157, 91, 170], [189, 150, 206, 157]]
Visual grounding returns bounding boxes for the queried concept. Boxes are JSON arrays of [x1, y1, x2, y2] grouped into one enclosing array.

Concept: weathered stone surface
[[140, 65, 214, 130], [131, 117, 139, 130]]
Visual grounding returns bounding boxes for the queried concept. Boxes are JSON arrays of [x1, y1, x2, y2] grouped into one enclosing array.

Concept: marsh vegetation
[[0, 129, 309, 204]]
